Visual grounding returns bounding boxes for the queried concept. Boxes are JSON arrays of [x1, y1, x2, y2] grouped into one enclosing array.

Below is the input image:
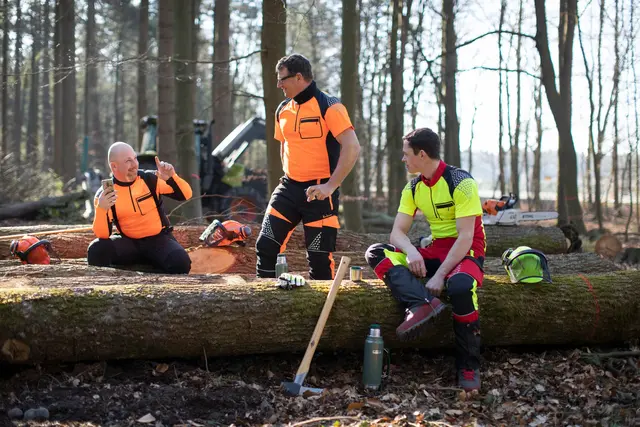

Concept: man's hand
[[305, 183, 336, 202], [426, 273, 445, 297], [98, 187, 117, 210], [406, 247, 427, 278], [155, 156, 175, 181]]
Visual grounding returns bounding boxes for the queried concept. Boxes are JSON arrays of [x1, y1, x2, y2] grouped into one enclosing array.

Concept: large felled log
[[0, 251, 620, 278], [1, 270, 638, 364], [0, 191, 88, 220], [0, 223, 568, 260]]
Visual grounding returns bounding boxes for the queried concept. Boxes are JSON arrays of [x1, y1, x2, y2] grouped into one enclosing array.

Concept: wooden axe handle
[[0, 226, 94, 241], [295, 256, 351, 378]]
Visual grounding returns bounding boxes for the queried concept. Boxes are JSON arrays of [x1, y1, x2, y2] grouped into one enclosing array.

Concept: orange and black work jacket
[[275, 81, 354, 182], [92, 171, 192, 239]]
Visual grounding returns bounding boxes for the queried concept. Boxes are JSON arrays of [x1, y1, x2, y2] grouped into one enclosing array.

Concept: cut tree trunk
[[0, 224, 568, 260], [1, 270, 638, 364], [0, 192, 88, 220], [0, 251, 619, 277]]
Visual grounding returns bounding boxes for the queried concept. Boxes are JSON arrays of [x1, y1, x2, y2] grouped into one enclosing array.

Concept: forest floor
[[1, 211, 639, 427]]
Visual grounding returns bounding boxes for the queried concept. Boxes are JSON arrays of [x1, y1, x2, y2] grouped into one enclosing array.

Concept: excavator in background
[[137, 115, 268, 224]]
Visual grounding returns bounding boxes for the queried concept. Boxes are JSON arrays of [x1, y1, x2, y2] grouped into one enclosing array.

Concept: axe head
[[281, 381, 324, 397]]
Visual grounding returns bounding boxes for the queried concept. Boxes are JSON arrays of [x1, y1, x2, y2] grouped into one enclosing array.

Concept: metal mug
[[350, 266, 363, 281]]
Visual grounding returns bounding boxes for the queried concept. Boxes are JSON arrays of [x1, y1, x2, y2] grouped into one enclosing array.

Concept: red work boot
[[458, 368, 481, 392], [396, 298, 446, 341]]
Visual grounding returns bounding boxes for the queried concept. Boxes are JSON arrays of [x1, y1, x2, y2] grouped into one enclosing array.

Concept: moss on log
[[0, 224, 568, 260], [0, 270, 638, 364]]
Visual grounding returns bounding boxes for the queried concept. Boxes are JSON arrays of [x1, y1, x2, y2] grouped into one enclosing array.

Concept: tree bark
[[26, 1, 40, 163], [497, 0, 506, 195], [1, 270, 638, 364], [1, 0, 8, 156], [11, 0, 22, 166], [157, 0, 177, 166], [173, 0, 202, 221], [0, 223, 569, 260], [59, 0, 76, 182], [212, 0, 232, 148], [137, 0, 149, 149], [441, 0, 460, 167], [534, 0, 585, 233], [261, 0, 286, 194], [340, 0, 363, 231], [41, 0, 53, 171]]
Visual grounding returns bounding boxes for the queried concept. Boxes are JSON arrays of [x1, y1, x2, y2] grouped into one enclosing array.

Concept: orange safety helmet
[[9, 235, 52, 265]]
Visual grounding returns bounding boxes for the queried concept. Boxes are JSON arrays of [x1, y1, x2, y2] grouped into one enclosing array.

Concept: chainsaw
[[481, 193, 558, 226], [199, 219, 252, 247]]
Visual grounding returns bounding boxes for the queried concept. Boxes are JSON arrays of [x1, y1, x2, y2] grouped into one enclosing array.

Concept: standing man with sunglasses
[[255, 53, 361, 280]]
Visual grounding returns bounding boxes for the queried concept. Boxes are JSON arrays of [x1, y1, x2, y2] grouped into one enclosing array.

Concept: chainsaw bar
[[482, 209, 558, 226]]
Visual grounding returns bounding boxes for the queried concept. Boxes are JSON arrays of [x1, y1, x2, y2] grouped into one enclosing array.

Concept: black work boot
[[453, 320, 481, 391], [384, 266, 445, 341]]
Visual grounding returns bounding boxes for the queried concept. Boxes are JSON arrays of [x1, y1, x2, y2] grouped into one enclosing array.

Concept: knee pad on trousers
[[365, 243, 391, 270], [87, 238, 114, 267], [447, 273, 478, 320], [163, 249, 191, 274]]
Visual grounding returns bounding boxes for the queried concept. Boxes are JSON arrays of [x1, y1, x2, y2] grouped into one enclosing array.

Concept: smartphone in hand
[[101, 178, 114, 193]]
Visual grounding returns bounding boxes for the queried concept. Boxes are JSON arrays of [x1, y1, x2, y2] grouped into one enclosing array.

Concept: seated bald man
[[87, 142, 193, 274]]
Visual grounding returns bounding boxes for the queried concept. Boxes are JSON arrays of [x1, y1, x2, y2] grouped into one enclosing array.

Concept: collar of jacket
[[113, 173, 139, 187], [293, 80, 317, 105]]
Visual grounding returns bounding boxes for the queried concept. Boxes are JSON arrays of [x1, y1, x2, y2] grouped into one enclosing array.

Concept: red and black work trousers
[[256, 176, 340, 280], [365, 238, 483, 369]]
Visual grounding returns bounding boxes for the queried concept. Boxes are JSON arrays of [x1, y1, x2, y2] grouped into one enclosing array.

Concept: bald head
[[108, 142, 139, 182], [108, 142, 135, 163]]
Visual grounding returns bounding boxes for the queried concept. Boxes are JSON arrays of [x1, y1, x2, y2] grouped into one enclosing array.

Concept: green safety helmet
[[501, 246, 551, 284]]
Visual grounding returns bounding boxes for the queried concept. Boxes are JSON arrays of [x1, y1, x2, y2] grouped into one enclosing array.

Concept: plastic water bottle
[[275, 254, 288, 277], [363, 324, 385, 390]]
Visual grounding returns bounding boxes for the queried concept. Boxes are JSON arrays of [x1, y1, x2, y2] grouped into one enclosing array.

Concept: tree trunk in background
[[174, 0, 202, 221], [340, 0, 363, 231], [53, 1, 62, 176], [157, 0, 177, 166], [532, 77, 542, 210], [113, 12, 125, 145], [11, 0, 22, 166], [375, 67, 387, 200], [41, 0, 52, 171], [1, 0, 8, 156], [60, 0, 76, 182], [511, 1, 523, 197], [497, 0, 506, 195], [212, 0, 232, 148], [261, 0, 286, 194], [26, 1, 40, 163], [386, 0, 404, 215], [534, 0, 585, 233], [441, 0, 460, 167], [612, 0, 620, 213], [137, 0, 148, 148], [85, 0, 103, 170]]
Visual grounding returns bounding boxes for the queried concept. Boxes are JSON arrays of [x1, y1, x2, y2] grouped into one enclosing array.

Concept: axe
[[282, 256, 351, 396]]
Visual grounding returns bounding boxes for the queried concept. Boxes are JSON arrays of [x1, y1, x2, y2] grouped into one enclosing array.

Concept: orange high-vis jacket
[[92, 171, 192, 239]]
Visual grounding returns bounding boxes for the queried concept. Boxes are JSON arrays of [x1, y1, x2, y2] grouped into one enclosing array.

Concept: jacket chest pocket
[[434, 200, 455, 219], [136, 193, 157, 215], [299, 117, 323, 139]]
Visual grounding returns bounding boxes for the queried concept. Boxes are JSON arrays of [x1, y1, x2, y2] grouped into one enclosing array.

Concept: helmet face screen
[[503, 247, 551, 284]]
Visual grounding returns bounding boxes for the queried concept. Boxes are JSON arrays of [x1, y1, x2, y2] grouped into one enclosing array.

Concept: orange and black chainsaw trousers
[[256, 176, 339, 280], [87, 229, 191, 274]]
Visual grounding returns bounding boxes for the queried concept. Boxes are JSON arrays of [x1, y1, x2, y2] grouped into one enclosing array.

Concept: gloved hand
[[276, 273, 306, 290]]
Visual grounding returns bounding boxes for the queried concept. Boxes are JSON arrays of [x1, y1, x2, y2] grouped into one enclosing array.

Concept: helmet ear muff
[[501, 248, 514, 265], [9, 238, 52, 264]]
